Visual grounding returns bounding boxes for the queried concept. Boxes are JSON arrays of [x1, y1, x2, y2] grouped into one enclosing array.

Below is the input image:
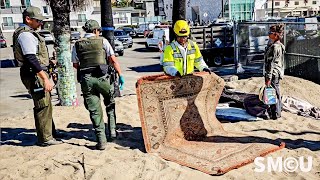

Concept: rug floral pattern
[[136, 72, 284, 175]]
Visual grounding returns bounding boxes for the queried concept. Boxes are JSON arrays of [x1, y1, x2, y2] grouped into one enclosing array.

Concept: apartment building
[[264, 0, 319, 18], [0, 0, 136, 32], [224, 0, 255, 21]]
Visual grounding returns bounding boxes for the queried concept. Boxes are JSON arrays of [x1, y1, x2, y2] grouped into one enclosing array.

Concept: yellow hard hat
[[173, 20, 190, 36]]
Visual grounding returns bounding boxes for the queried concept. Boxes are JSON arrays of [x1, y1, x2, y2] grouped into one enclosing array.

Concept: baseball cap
[[23, 6, 47, 21], [83, 20, 101, 31]]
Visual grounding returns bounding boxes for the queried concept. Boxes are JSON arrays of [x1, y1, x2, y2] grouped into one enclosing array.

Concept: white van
[[145, 28, 170, 49]]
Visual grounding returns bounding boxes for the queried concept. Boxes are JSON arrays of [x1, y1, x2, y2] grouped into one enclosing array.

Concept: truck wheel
[[118, 51, 124, 56], [213, 56, 223, 66]]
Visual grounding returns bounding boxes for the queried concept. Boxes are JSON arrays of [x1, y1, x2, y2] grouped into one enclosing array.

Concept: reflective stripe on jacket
[[163, 40, 207, 76]]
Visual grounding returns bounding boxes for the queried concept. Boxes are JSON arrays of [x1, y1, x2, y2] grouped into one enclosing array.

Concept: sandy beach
[[1, 73, 319, 179], [1, 34, 319, 179]]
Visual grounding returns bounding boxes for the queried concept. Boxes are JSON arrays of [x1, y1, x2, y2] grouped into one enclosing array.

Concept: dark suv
[[122, 27, 136, 37]]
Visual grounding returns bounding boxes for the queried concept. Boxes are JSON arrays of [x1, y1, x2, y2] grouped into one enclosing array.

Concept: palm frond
[[70, 0, 93, 11]]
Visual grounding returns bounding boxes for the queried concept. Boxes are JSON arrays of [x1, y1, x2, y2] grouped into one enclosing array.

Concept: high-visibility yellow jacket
[[163, 40, 208, 76]]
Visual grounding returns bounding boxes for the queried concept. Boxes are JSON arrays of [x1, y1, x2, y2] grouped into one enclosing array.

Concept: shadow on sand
[[0, 59, 18, 68], [10, 94, 32, 100], [1, 123, 145, 152], [128, 64, 163, 73]]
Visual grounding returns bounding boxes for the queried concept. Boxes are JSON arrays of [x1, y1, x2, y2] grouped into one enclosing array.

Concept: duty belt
[[80, 66, 110, 78], [21, 64, 49, 73]]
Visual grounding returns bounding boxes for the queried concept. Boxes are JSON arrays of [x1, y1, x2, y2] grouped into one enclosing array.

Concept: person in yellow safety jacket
[[163, 20, 211, 76]]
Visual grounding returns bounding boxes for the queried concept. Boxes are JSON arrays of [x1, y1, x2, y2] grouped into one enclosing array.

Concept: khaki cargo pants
[[20, 70, 54, 143]]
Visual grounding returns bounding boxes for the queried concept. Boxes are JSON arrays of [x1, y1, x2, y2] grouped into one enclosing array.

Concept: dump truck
[[190, 23, 234, 66]]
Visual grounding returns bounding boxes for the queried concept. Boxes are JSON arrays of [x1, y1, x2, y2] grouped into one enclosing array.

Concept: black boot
[[96, 142, 107, 150]]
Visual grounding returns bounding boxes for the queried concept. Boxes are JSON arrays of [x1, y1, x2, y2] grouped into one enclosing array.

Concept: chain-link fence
[[235, 21, 320, 84]]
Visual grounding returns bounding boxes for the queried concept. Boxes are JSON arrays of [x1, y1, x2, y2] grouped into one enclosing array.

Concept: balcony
[[0, 6, 26, 14], [1, 23, 20, 30], [70, 20, 86, 27]]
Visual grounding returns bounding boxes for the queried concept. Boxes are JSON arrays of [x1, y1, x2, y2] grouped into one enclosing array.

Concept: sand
[[0, 75, 319, 180]]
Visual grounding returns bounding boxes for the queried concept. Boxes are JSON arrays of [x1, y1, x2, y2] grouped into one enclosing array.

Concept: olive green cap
[[83, 19, 101, 31], [23, 6, 47, 20]]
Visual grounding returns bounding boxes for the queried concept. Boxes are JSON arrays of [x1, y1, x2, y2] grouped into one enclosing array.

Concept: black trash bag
[[244, 95, 271, 120]]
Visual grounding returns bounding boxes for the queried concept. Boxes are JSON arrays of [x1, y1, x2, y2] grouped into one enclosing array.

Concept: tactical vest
[[75, 36, 106, 69], [13, 26, 49, 67]]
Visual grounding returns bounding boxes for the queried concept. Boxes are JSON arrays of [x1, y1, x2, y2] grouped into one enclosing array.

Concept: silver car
[[114, 39, 124, 56], [71, 31, 81, 41], [114, 30, 133, 48], [38, 30, 55, 44]]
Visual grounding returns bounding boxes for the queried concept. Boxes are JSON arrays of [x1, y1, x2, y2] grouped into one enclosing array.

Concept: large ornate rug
[[136, 72, 285, 175]]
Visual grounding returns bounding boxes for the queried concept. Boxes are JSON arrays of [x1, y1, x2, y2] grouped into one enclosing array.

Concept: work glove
[[203, 67, 211, 74], [119, 75, 125, 90], [175, 71, 181, 77]]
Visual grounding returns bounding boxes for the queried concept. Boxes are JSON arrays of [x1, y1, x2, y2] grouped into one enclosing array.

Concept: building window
[[78, 14, 87, 22], [275, 2, 280, 6], [1, 0, 10, 8], [43, 6, 48, 14], [114, 17, 128, 24], [3, 17, 13, 26], [312, 1, 317, 4], [295, 1, 299, 5], [21, 0, 31, 8]]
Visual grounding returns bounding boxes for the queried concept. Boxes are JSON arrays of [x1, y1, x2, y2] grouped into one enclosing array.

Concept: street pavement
[[0, 37, 163, 117]]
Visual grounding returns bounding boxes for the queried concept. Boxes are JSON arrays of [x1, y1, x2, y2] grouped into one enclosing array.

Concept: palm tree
[[170, 0, 186, 40], [172, 0, 186, 23], [101, 0, 114, 48], [101, 0, 121, 97], [44, 0, 91, 106]]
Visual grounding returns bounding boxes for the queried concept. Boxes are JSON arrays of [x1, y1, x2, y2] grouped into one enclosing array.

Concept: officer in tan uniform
[[72, 20, 124, 150], [12, 7, 62, 146]]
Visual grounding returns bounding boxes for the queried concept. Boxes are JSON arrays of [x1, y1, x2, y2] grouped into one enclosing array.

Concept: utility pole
[[271, 0, 274, 17], [222, 0, 224, 18], [100, 0, 115, 48]]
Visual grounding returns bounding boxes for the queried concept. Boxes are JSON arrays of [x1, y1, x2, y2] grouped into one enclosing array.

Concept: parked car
[[114, 30, 133, 48], [38, 30, 55, 44], [114, 39, 124, 56], [122, 27, 136, 37], [0, 36, 7, 48], [70, 28, 81, 41], [135, 23, 156, 37], [145, 28, 169, 49]]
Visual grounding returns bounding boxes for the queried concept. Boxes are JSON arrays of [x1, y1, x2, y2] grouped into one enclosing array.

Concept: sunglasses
[[179, 29, 188, 34], [268, 31, 276, 35], [177, 36, 188, 39], [32, 18, 43, 24]]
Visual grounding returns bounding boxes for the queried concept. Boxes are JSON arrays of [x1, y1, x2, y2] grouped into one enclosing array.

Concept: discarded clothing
[[219, 88, 256, 108], [282, 96, 320, 120], [244, 95, 272, 120], [216, 106, 263, 121]]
